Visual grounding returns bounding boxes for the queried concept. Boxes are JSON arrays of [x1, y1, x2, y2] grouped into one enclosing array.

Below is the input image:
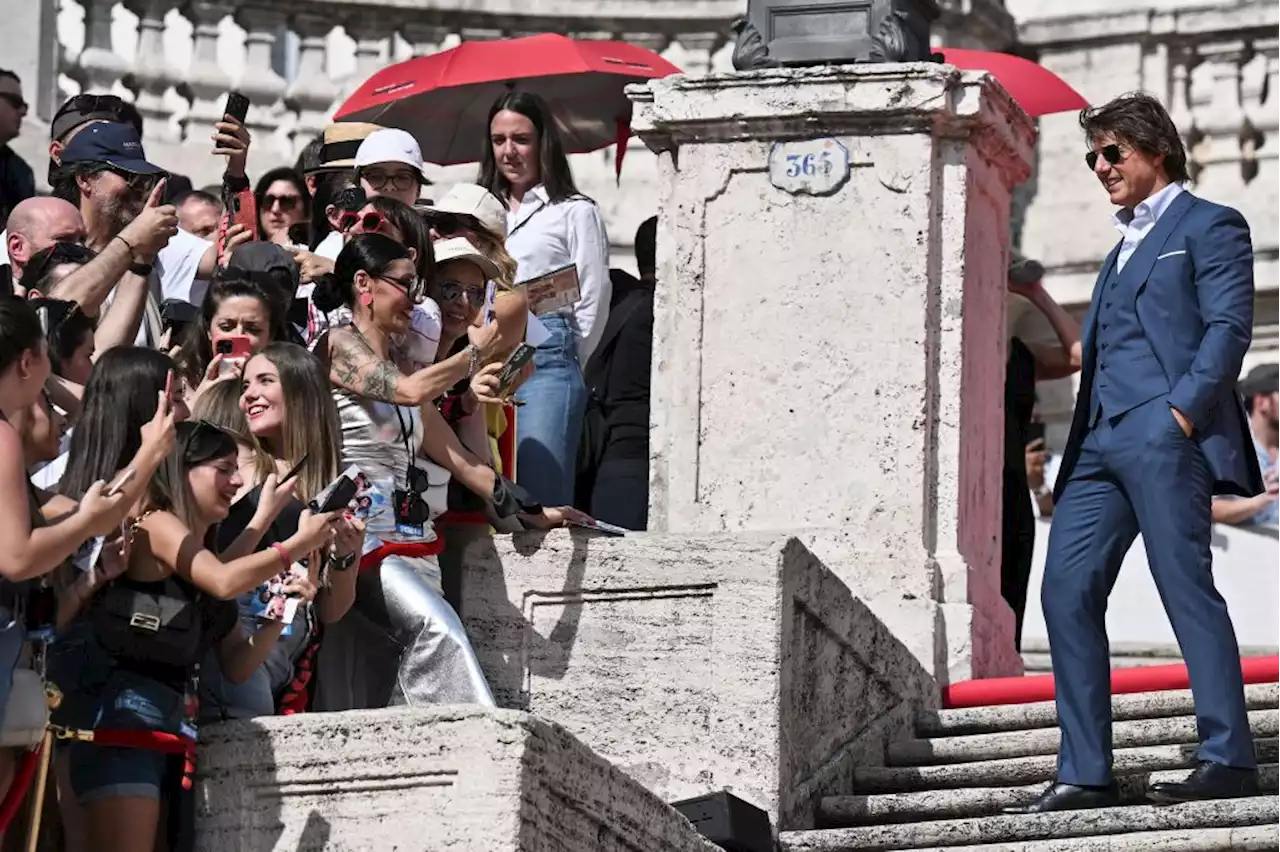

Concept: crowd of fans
[[0, 79, 656, 851]]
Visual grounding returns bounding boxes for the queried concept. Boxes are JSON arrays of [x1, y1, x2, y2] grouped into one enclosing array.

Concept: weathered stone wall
[[459, 530, 938, 830], [197, 705, 722, 851]]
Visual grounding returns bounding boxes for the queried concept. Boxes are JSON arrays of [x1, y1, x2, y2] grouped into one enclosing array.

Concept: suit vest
[[1089, 260, 1170, 424]]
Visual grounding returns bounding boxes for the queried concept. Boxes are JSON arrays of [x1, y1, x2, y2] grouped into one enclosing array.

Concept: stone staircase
[[779, 683, 1280, 851]]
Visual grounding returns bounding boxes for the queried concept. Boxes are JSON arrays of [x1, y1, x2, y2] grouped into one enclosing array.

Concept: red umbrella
[[934, 48, 1088, 118], [335, 34, 682, 175]]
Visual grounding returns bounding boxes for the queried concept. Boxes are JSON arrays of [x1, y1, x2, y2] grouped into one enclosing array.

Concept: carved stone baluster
[[75, 0, 131, 94], [673, 32, 724, 77], [344, 18, 391, 96], [401, 22, 453, 57], [123, 0, 182, 142], [286, 13, 339, 154], [180, 1, 233, 144], [233, 5, 288, 137]]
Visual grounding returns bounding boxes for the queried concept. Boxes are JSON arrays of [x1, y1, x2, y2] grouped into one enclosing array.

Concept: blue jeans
[[515, 314, 586, 507]]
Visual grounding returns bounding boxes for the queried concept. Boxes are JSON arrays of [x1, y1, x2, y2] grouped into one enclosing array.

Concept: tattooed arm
[[324, 324, 479, 406]]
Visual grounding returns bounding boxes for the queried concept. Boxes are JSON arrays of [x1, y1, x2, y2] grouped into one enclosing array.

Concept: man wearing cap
[[1213, 363, 1279, 526], [355, 128, 431, 209], [300, 121, 382, 260]]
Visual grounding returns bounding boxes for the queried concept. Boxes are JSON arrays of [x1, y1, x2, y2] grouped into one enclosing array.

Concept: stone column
[[285, 13, 339, 154], [180, 2, 233, 144], [123, 0, 181, 142], [233, 6, 288, 137], [75, 0, 131, 95], [629, 64, 1034, 683]]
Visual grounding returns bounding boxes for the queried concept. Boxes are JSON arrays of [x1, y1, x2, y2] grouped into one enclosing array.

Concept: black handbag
[[91, 577, 204, 669]]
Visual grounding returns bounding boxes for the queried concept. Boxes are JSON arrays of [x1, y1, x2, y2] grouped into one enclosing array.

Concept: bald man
[[4, 196, 86, 292]]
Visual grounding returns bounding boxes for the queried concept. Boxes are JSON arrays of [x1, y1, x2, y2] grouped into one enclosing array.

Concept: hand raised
[[213, 115, 251, 177], [77, 479, 133, 536], [469, 361, 505, 405]]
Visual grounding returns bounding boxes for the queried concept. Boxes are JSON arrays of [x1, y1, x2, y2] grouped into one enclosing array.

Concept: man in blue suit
[[1006, 92, 1263, 814]]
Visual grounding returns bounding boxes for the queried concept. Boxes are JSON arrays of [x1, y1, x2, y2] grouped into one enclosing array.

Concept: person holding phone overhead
[[479, 91, 611, 506]]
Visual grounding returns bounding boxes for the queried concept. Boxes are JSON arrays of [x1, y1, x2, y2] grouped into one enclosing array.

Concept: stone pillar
[[123, 0, 181, 143], [629, 64, 1034, 683], [75, 0, 131, 95], [233, 6, 288, 137], [286, 13, 340, 155], [180, 2, 234, 145]]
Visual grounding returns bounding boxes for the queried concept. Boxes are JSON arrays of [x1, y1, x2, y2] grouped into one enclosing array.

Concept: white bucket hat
[[428, 183, 508, 240], [354, 128, 430, 181], [432, 236, 500, 281]]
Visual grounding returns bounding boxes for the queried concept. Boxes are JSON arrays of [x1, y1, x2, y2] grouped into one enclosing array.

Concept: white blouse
[[505, 184, 611, 364]]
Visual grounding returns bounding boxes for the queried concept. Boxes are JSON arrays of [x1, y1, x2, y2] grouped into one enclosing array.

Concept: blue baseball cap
[[60, 121, 164, 175]]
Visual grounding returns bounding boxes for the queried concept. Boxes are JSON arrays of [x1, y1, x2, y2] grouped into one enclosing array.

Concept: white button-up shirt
[[505, 184, 611, 364], [1112, 181, 1185, 272]]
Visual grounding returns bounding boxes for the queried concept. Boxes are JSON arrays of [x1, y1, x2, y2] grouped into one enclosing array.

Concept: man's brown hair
[[1079, 92, 1189, 184]]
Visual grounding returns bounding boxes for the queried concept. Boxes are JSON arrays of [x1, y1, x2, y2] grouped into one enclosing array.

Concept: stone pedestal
[[461, 530, 937, 830], [628, 64, 1034, 684], [196, 705, 720, 852]]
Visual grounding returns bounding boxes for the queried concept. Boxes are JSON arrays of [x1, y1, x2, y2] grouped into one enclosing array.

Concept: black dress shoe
[[1147, 761, 1259, 804], [1002, 781, 1121, 814]]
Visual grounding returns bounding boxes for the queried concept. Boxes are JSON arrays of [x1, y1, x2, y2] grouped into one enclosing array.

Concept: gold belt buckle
[[129, 613, 161, 632]]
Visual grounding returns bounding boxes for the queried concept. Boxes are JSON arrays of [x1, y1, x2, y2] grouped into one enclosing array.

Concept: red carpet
[[942, 655, 1280, 709]]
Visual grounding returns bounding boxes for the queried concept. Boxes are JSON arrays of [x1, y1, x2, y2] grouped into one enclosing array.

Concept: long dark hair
[[478, 91, 580, 203], [1079, 92, 1190, 184], [366, 195, 435, 288], [27, 297, 93, 377], [253, 167, 311, 241], [0, 297, 44, 376], [60, 347, 175, 499], [146, 421, 238, 533], [311, 233, 411, 313]]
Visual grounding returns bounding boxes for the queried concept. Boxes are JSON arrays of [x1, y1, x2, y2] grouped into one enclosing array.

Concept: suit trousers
[[1043, 394, 1255, 785]]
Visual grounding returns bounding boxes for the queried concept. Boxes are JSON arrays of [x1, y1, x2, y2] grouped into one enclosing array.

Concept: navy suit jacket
[[1056, 190, 1264, 501]]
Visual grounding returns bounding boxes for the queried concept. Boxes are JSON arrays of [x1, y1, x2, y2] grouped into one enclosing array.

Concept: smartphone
[[222, 91, 250, 124], [281, 453, 309, 484], [215, 336, 253, 378], [311, 476, 357, 514], [1026, 421, 1046, 446], [105, 468, 136, 498], [495, 343, 536, 398]]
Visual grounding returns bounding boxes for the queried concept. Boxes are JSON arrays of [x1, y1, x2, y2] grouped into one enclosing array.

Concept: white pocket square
[[1157, 250, 1187, 260]]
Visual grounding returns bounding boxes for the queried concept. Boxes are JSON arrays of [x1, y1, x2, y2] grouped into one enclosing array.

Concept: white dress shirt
[[1112, 182, 1185, 272], [505, 184, 611, 364]]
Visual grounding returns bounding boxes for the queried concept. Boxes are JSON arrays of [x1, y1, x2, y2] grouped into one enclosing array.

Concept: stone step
[[890, 710, 1278, 766], [780, 796, 1278, 851], [915, 683, 1278, 738], [889, 824, 1279, 852], [819, 764, 1279, 826], [853, 739, 1278, 793]]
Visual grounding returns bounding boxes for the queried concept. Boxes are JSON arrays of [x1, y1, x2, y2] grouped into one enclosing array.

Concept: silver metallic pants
[[313, 554, 495, 710]]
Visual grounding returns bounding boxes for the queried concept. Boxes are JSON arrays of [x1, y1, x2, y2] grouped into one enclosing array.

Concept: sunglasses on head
[[264, 193, 300, 212], [340, 210, 384, 233], [1085, 144, 1125, 171], [0, 92, 26, 112], [437, 280, 486, 310]]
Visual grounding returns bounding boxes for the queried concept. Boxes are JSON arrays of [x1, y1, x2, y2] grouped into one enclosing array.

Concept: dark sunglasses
[[264, 193, 301, 212], [0, 92, 27, 112], [437, 280, 486, 309], [361, 169, 418, 192], [1084, 144, 1124, 171], [340, 210, 384, 233], [108, 168, 163, 195], [373, 272, 419, 295], [394, 464, 441, 526]]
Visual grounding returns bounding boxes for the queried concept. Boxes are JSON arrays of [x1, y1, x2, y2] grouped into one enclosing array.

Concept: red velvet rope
[[0, 745, 41, 833]]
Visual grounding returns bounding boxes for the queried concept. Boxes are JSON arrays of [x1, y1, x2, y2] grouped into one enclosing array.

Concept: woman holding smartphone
[[67, 421, 337, 851]]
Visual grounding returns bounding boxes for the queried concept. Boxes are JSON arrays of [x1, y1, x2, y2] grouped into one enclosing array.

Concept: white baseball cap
[[354, 128, 429, 181], [433, 236, 500, 282], [428, 183, 508, 240]]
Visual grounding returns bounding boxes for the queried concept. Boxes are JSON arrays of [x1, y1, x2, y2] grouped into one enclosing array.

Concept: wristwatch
[[329, 551, 357, 573]]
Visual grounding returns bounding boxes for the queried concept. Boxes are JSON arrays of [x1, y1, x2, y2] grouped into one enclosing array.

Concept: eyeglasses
[[437, 280, 486, 309], [0, 92, 27, 112], [108, 168, 163, 196], [340, 210, 385, 234], [361, 169, 418, 192], [1085, 144, 1125, 171], [373, 273, 419, 295], [264, 194, 301, 212]]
